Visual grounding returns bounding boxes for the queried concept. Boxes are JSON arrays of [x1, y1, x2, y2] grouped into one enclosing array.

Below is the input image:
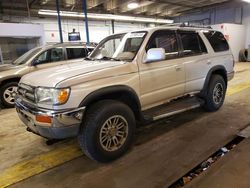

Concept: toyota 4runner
[[15, 26, 234, 162]]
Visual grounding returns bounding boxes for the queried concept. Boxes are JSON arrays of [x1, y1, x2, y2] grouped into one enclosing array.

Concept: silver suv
[[16, 26, 234, 162], [0, 42, 95, 107]]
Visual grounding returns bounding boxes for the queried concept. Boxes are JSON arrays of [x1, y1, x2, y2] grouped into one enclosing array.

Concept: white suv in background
[[16, 26, 234, 162]]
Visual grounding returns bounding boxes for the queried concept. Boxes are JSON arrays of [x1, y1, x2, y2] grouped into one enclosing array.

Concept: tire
[[203, 75, 226, 112], [78, 100, 136, 163], [0, 82, 18, 108], [239, 49, 248, 62]]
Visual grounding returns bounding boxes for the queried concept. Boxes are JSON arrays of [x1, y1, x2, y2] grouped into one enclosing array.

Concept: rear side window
[[147, 30, 179, 60], [66, 48, 88, 60], [179, 32, 207, 56], [203, 31, 229, 52]]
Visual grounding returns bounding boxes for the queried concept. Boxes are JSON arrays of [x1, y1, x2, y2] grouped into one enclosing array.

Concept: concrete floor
[[187, 138, 250, 188], [1, 62, 250, 188]]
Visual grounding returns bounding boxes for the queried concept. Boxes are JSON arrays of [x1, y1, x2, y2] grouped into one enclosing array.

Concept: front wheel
[[78, 100, 136, 163], [203, 75, 226, 112], [0, 82, 18, 108]]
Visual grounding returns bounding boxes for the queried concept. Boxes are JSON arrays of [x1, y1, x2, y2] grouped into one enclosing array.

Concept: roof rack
[[162, 23, 212, 29], [54, 42, 98, 46]]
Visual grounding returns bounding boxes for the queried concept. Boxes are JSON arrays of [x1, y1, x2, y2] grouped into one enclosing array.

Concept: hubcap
[[99, 115, 128, 152], [3, 86, 18, 105], [213, 83, 224, 105]]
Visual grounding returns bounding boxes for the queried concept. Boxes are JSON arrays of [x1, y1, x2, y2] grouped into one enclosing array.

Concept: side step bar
[[153, 103, 201, 121], [143, 97, 204, 121]]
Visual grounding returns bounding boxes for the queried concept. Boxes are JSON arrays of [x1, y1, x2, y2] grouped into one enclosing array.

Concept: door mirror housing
[[32, 59, 41, 66], [145, 48, 165, 63]]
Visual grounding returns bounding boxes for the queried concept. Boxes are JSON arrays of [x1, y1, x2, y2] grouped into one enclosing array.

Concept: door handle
[[207, 60, 212, 65], [175, 66, 182, 71]]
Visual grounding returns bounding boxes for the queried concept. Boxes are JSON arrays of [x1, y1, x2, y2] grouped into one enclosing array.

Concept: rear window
[[179, 32, 207, 56], [203, 31, 229, 52], [66, 48, 88, 60]]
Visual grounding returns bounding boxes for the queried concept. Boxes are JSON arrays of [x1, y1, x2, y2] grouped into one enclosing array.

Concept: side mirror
[[32, 59, 40, 66], [145, 48, 165, 63]]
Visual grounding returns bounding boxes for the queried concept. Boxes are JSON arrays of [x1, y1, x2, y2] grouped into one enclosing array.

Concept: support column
[[56, 0, 63, 43], [111, 20, 115, 34], [82, 0, 90, 44]]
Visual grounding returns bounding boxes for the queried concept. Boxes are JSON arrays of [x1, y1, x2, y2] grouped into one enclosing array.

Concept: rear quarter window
[[203, 31, 229, 52]]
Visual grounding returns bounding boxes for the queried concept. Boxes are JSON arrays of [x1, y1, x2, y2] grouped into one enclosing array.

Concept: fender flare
[[0, 76, 21, 86], [201, 65, 227, 95], [79, 85, 141, 112]]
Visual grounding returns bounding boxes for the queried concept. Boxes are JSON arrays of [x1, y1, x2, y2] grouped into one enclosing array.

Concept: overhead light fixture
[[127, 2, 139, 9], [242, 0, 250, 2], [38, 9, 174, 24], [40, 0, 49, 5]]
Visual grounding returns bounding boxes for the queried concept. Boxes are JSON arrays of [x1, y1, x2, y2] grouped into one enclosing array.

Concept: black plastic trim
[[79, 85, 142, 115], [201, 65, 227, 95]]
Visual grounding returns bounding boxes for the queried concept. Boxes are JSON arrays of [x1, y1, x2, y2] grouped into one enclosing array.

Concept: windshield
[[12, 47, 42, 65], [89, 31, 147, 61]]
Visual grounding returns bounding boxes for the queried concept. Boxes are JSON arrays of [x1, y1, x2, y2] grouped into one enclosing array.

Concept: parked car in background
[[0, 42, 96, 108]]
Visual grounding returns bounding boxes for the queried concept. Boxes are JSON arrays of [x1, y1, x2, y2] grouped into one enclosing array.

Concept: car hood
[[20, 60, 131, 87], [0, 64, 21, 72]]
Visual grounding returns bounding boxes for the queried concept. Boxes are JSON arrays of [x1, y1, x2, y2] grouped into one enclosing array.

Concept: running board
[[143, 97, 204, 121]]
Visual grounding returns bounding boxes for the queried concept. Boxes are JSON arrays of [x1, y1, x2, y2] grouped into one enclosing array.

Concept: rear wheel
[[0, 82, 18, 108], [78, 100, 136, 163], [203, 75, 226, 112]]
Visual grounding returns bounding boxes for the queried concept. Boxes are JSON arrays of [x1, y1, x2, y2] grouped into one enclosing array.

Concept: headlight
[[35, 87, 70, 105]]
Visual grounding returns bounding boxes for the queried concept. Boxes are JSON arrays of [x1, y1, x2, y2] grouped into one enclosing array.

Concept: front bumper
[[227, 71, 234, 81], [15, 98, 85, 139]]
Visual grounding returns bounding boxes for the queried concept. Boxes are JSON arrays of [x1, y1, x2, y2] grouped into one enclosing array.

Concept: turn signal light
[[57, 89, 70, 104], [36, 115, 52, 124]]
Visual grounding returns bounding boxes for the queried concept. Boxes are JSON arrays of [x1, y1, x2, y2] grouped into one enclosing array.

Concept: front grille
[[18, 83, 36, 103]]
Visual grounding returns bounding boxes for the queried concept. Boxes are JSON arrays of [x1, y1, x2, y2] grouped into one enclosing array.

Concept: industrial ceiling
[[0, 0, 234, 18]]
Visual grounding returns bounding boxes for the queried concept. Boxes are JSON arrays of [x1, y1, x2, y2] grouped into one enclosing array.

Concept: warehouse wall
[[243, 5, 250, 49], [174, 2, 250, 48], [0, 22, 45, 44], [2, 16, 147, 44]]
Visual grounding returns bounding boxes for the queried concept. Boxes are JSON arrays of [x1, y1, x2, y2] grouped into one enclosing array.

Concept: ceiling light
[[242, 0, 250, 2], [38, 9, 174, 24], [127, 2, 139, 9]]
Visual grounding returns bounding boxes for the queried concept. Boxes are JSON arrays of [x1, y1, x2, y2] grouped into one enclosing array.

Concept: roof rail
[[53, 42, 98, 46], [162, 23, 212, 29]]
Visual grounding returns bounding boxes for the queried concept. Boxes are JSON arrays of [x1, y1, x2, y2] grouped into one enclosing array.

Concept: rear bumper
[[15, 98, 85, 139], [227, 71, 234, 81]]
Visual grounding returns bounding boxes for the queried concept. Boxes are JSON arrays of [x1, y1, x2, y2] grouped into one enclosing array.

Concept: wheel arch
[[201, 65, 227, 95], [79, 85, 142, 121], [0, 77, 21, 87]]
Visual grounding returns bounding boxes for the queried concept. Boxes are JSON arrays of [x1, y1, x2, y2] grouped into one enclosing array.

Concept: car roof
[[138, 26, 213, 32], [106, 25, 214, 38], [40, 42, 96, 51]]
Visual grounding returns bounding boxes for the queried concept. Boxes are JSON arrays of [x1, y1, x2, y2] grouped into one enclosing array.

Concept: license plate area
[[18, 108, 38, 133]]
